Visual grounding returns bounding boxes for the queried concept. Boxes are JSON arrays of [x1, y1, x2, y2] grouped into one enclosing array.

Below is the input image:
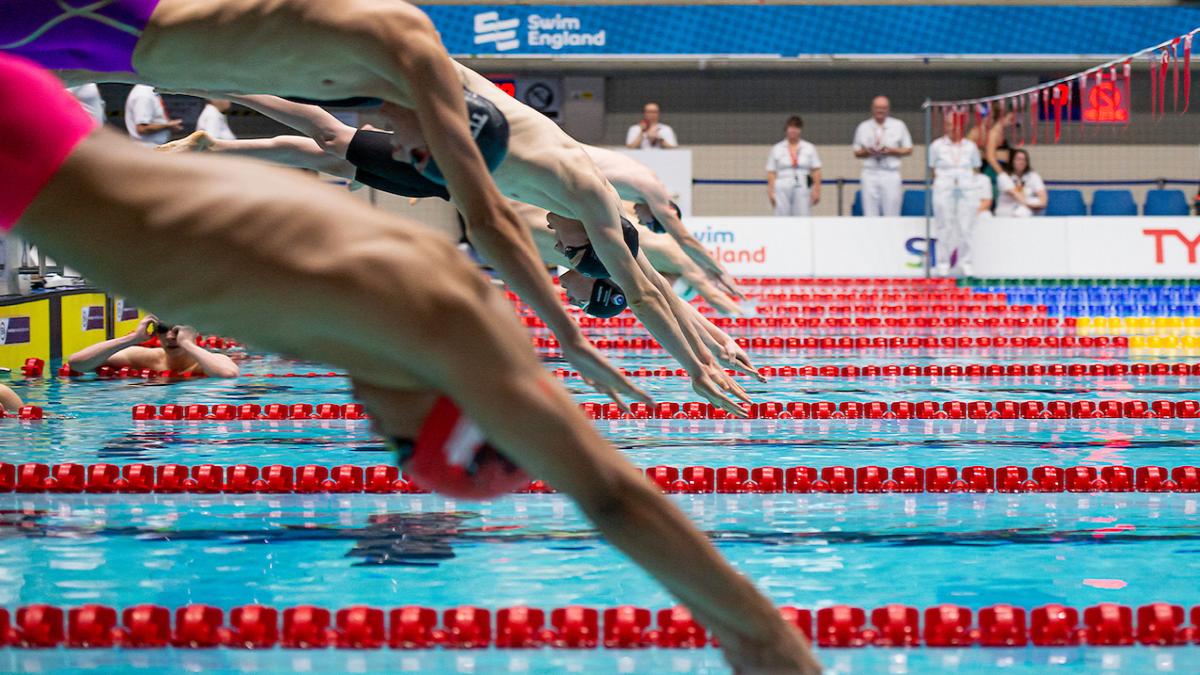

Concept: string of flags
[[926, 28, 1199, 143]]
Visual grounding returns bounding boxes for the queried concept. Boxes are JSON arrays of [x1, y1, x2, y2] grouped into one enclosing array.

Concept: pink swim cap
[[0, 53, 95, 231], [401, 396, 531, 499]]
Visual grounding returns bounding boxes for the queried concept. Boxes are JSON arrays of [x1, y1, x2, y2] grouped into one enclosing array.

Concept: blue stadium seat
[[900, 190, 927, 217], [851, 190, 863, 216], [1143, 189, 1190, 216], [1043, 190, 1086, 217], [1089, 189, 1137, 216]]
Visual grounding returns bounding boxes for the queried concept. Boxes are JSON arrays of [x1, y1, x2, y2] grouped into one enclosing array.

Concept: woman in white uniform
[[766, 116, 821, 217], [994, 149, 1047, 217], [929, 110, 982, 277]]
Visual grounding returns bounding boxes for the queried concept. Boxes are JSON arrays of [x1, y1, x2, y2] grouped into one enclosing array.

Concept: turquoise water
[[3, 344, 1200, 673]]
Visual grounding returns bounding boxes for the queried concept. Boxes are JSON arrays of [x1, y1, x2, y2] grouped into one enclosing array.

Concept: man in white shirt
[[626, 103, 678, 149], [928, 111, 982, 276], [852, 96, 912, 217], [766, 116, 821, 217], [67, 84, 106, 126], [124, 84, 181, 145], [195, 98, 237, 141]]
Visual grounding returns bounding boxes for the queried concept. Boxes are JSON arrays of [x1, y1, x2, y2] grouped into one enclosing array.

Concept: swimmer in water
[[156, 78, 757, 412], [0, 384, 22, 413], [68, 315, 239, 377], [4, 55, 820, 674]]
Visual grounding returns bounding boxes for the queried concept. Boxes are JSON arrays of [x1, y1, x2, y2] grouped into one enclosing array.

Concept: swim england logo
[[473, 10, 606, 52], [474, 11, 520, 52]]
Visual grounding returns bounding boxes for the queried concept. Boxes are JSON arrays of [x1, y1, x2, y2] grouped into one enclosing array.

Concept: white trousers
[[860, 168, 903, 217], [773, 173, 811, 217], [932, 179, 977, 275]]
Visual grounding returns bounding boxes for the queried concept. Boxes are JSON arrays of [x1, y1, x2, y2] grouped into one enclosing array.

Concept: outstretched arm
[[574, 184, 748, 414], [68, 314, 157, 372], [642, 191, 744, 299]]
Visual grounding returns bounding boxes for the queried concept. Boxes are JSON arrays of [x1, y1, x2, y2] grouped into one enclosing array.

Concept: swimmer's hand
[[691, 366, 751, 418], [710, 269, 747, 301], [133, 314, 158, 340], [714, 338, 765, 383], [561, 340, 653, 413]]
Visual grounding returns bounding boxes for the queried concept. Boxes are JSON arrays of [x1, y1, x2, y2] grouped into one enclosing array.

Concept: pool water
[[3, 279, 1200, 673]]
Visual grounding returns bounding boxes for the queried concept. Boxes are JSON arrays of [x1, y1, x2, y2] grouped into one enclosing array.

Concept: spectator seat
[[1043, 190, 1086, 217], [1143, 189, 1190, 216], [1089, 189, 1137, 216], [900, 190, 928, 217], [851, 190, 863, 216]]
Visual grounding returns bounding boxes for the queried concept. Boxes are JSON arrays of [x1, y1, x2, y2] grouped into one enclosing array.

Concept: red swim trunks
[[392, 396, 531, 499], [0, 53, 95, 231]]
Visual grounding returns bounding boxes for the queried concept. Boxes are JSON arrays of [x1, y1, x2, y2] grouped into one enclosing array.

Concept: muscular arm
[[575, 186, 747, 413], [643, 189, 743, 299], [177, 339, 240, 378], [354, 294, 817, 674], [68, 328, 155, 372], [0, 384, 22, 413]]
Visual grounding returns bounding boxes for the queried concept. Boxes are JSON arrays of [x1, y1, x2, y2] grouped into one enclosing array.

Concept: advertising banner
[[1068, 218, 1200, 277], [423, 6, 1200, 58], [687, 216, 1200, 278], [686, 217, 812, 276]]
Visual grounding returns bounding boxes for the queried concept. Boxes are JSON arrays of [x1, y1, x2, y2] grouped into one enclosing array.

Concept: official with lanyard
[[766, 116, 821, 217]]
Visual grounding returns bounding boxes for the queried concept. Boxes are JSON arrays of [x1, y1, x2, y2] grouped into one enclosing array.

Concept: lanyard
[[787, 142, 801, 168], [946, 139, 963, 171]]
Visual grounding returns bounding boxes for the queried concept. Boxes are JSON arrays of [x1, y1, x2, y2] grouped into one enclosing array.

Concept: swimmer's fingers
[[693, 377, 749, 418], [714, 272, 747, 300], [714, 369, 753, 404]]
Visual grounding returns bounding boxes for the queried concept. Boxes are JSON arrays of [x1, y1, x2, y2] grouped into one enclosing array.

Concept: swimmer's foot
[[156, 130, 214, 153]]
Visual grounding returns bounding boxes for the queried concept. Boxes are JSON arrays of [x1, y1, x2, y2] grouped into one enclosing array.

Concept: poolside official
[[766, 116, 821, 217], [852, 96, 912, 217]]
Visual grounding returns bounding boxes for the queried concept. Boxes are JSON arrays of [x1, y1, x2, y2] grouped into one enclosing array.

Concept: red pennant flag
[[1151, 52, 1158, 119], [1030, 92, 1037, 145], [1173, 38, 1181, 112], [1052, 86, 1062, 142], [1124, 60, 1132, 130], [1065, 81, 1073, 137], [1185, 35, 1193, 114], [1015, 97, 1024, 146], [1160, 50, 1169, 118]]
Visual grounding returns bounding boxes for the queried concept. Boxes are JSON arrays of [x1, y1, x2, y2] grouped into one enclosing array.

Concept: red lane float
[[550, 363, 1200, 379], [576, 399, 1200, 420], [534, 335, 1128, 351], [131, 403, 366, 421], [2, 601, 1199, 649], [3, 462, 1198, 495]]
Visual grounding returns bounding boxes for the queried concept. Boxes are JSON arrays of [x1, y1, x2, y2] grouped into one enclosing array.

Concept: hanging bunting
[[1015, 97, 1024, 146], [1030, 91, 1037, 145], [1065, 79, 1073, 138], [1123, 60, 1132, 130], [1173, 38, 1181, 112], [1052, 85, 1062, 142], [1185, 35, 1193, 114], [1160, 50, 1169, 118], [1151, 52, 1159, 119]]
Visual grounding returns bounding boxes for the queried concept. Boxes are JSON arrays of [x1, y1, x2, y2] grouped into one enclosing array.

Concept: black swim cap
[[563, 217, 640, 279], [421, 89, 509, 185], [584, 279, 629, 318]]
